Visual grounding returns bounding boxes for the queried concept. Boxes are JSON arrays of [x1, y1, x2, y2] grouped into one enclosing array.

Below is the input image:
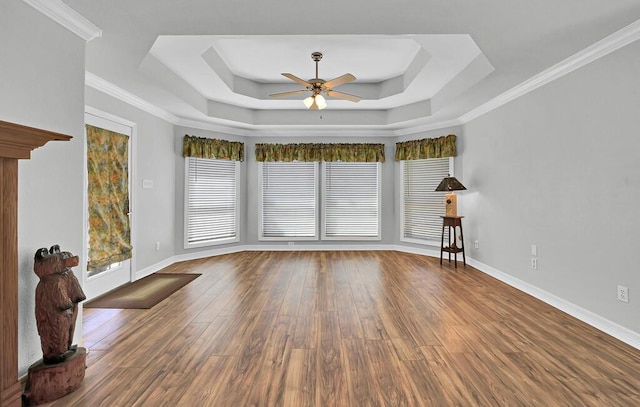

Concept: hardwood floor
[[46, 251, 640, 406]]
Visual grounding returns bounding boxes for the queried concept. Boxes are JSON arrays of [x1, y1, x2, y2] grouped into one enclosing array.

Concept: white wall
[[85, 88, 177, 273], [461, 40, 640, 333], [1, 1, 86, 375]]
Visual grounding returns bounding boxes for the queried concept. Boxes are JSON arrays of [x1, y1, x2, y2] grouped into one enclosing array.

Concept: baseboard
[[135, 256, 177, 280], [131, 244, 640, 350], [173, 245, 247, 263], [174, 243, 403, 260], [248, 243, 399, 252], [391, 244, 442, 259], [467, 257, 640, 350]]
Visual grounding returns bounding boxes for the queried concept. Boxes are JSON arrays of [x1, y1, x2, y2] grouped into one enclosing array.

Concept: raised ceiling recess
[[140, 35, 493, 128]]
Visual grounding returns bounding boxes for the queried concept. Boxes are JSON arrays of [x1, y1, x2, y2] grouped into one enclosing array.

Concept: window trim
[[183, 157, 240, 249], [400, 157, 454, 246]]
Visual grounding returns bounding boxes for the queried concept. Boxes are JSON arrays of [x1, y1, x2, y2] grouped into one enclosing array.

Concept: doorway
[[84, 110, 135, 300]]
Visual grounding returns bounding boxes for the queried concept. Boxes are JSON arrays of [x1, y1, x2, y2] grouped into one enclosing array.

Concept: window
[[184, 157, 239, 248], [401, 157, 452, 244], [322, 162, 380, 240], [259, 161, 381, 241], [260, 162, 318, 239]]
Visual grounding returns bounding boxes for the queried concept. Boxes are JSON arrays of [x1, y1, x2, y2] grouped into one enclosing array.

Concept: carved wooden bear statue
[[33, 245, 87, 364]]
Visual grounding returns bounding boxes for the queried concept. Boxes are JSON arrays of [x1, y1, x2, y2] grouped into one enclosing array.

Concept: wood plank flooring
[[45, 251, 640, 406]]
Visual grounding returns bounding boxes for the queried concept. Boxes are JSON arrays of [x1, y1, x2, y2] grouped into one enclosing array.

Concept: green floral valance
[[183, 135, 245, 161], [395, 134, 457, 161], [255, 143, 386, 163]]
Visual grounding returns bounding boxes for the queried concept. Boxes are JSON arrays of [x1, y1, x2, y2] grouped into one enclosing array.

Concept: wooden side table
[[440, 216, 466, 268]]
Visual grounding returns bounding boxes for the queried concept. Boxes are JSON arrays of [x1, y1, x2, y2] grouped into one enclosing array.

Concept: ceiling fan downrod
[[311, 52, 323, 80]]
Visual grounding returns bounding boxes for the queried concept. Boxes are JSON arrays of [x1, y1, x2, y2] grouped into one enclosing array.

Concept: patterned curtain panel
[[183, 135, 245, 161], [395, 134, 457, 160], [255, 143, 385, 163], [86, 125, 133, 271]]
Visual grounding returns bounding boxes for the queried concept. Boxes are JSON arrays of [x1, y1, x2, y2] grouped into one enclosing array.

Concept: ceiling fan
[[269, 51, 361, 110]]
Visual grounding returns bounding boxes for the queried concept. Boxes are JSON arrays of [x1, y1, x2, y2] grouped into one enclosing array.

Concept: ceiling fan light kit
[[303, 94, 327, 110], [270, 51, 361, 110]]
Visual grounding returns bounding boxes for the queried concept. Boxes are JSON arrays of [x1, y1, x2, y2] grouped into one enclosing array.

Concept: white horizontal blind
[[185, 157, 238, 247], [261, 162, 317, 239], [401, 158, 451, 242], [323, 162, 380, 239]]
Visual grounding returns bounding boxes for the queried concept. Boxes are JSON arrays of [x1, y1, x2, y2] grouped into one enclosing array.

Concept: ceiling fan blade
[[282, 73, 311, 88], [323, 73, 356, 89], [269, 89, 309, 98], [325, 89, 361, 103]]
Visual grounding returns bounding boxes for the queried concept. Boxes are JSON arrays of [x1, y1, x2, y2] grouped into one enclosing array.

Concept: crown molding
[[393, 119, 464, 136], [84, 18, 640, 136], [22, 0, 101, 41], [85, 73, 461, 138], [459, 18, 640, 124], [85, 72, 180, 124], [174, 118, 252, 137], [247, 127, 394, 138]]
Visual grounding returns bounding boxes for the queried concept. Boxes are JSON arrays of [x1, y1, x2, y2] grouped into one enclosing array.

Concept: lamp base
[[445, 193, 457, 217]]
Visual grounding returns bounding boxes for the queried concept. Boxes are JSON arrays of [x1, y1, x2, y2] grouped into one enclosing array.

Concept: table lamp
[[435, 175, 466, 217]]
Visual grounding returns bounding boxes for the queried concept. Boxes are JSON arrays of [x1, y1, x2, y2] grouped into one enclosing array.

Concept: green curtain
[[394, 134, 457, 160], [255, 143, 385, 163], [86, 125, 133, 271], [183, 135, 244, 161]]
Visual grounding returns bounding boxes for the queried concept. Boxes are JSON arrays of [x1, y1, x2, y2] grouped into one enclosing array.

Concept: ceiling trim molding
[[247, 127, 394, 138], [86, 72, 255, 137], [174, 118, 252, 137], [22, 0, 102, 41], [84, 18, 640, 137], [458, 18, 640, 124], [85, 72, 180, 124], [393, 119, 465, 136]]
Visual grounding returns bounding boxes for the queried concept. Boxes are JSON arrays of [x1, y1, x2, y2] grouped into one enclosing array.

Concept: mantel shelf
[[0, 120, 72, 159]]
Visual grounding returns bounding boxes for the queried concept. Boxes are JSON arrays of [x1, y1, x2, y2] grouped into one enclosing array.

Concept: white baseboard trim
[[135, 256, 177, 280], [392, 244, 442, 259], [247, 243, 398, 252], [132, 244, 639, 350], [173, 245, 247, 263], [467, 257, 640, 350]]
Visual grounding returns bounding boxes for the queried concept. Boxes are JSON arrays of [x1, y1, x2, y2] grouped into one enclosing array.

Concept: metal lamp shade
[[434, 176, 467, 192]]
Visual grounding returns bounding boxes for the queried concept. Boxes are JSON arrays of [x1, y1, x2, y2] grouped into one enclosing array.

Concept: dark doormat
[[84, 273, 201, 309]]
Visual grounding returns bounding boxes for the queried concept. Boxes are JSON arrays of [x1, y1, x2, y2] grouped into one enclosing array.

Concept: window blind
[[401, 158, 451, 242], [185, 157, 238, 247], [323, 162, 380, 239], [260, 162, 317, 239]]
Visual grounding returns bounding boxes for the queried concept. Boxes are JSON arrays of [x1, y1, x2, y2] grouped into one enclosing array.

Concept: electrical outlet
[[531, 257, 537, 270], [288, 242, 295, 246], [617, 285, 629, 303], [474, 240, 479, 249], [155, 242, 160, 251]]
